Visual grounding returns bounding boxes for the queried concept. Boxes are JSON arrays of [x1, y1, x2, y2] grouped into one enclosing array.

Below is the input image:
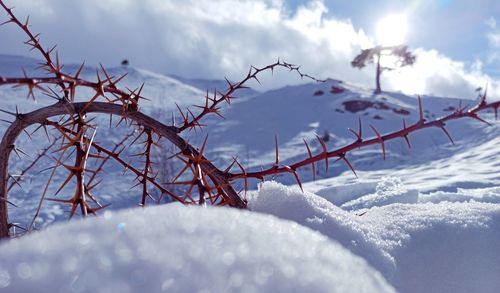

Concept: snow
[[248, 181, 397, 277], [0, 205, 394, 293], [420, 186, 500, 204], [340, 177, 419, 211], [361, 201, 500, 293], [314, 181, 377, 206], [4, 180, 499, 292], [2, 54, 500, 292], [250, 181, 500, 293], [309, 177, 419, 210], [199, 75, 500, 194]]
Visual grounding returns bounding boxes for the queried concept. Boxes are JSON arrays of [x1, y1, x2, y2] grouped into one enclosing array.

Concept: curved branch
[[0, 101, 246, 238]]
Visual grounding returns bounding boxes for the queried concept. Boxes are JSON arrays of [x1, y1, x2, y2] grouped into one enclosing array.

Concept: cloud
[[483, 16, 500, 77], [487, 32, 500, 48], [485, 17, 497, 29], [0, 0, 498, 99], [385, 50, 495, 98]]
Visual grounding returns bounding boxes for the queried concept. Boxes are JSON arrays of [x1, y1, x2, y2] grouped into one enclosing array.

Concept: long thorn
[[370, 125, 386, 160]]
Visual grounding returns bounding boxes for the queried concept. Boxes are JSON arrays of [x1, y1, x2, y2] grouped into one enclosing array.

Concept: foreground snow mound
[[360, 202, 500, 293], [249, 181, 396, 277], [0, 205, 394, 293]]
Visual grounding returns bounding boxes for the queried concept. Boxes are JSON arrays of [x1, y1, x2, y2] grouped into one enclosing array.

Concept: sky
[[1, 0, 500, 99]]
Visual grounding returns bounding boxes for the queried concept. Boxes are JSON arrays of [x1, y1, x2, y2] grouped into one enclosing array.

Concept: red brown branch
[[177, 61, 324, 133], [7, 137, 56, 192], [86, 131, 135, 192], [229, 97, 500, 182], [44, 119, 188, 205], [140, 128, 154, 206]]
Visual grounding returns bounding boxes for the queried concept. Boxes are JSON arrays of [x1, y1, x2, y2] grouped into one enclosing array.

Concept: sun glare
[[376, 14, 408, 46]]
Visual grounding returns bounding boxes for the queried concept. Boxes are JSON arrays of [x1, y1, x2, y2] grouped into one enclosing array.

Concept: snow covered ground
[[1, 181, 499, 293], [251, 181, 500, 293], [1, 55, 500, 292], [0, 203, 394, 293]]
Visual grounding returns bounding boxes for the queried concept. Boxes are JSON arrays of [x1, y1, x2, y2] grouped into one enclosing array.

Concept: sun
[[376, 14, 408, 46]]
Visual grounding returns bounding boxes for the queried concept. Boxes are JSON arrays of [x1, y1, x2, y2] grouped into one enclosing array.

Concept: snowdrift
[[250, 181, 500, 293], [0, 204, 393, 293]]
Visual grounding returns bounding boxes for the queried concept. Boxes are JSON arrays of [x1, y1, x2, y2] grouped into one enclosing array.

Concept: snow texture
[[0, 204, 394, 293], [361, 201, 500, 293], [251, 181, 500, 293], [340, 177, 418, 211], [248, 181, 397, 277]]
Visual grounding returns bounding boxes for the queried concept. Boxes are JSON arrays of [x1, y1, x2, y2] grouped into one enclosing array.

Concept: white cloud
[[385, 50, 495, 98], [0, 0, 499, 99], [485, 17, 497, 29], [10, 0, 54, 16], [487, 32, 500, 48]]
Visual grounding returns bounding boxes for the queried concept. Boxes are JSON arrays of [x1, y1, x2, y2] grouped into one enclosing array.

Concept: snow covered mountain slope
[[170, 74, 260, 100], [0, 54, 205, 114], [200, 77, 499, 194], [2, 54, 500, 225]]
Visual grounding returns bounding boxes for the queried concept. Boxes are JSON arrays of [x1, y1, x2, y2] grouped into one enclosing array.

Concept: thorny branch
[[0, 0, 498, 239], [176, 61, 324, 133], [228, 95, 500, 186]]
